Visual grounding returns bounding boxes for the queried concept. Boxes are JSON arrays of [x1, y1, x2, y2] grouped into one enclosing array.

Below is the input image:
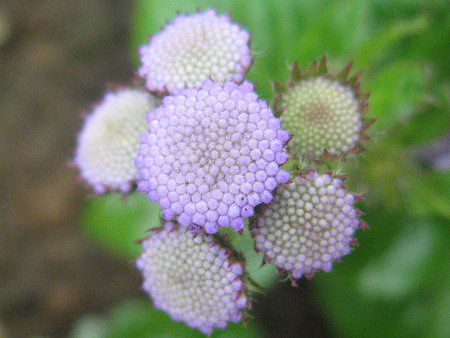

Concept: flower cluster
[[139, 9, 251, 93], [137, 222, 247, 334], [252, 171, 362, 280], [74, 8, 372, 336], [136, 80, 290, 234]]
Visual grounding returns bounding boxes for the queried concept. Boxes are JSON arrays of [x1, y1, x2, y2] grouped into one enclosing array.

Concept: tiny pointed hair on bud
[[136, 80, 290, 233], [137, 222, 247, 335], [139, 9, 252, 94], [74, 88, 160, 193], [251, 170, 364, 280]]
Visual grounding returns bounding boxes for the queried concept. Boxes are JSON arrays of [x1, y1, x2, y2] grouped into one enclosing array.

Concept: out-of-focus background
[[0, 0, 448, 337]]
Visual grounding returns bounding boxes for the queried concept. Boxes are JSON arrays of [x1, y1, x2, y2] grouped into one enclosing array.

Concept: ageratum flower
[[251, 170, 365, 280], [137, 222, 247, 335], [139, 9, 252, 94], [136, 80, 291, 233], [75, 89, 159, 193], [274, 56, 373, 162]]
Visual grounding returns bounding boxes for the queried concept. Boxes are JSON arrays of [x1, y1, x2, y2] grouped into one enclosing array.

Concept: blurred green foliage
[[83, 192, 161, 258], [80, 0, 449, 337], [71, 299, 259, 338]]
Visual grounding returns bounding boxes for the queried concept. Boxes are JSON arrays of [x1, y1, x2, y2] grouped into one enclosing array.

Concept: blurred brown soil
[[0, 1, 141, 337]]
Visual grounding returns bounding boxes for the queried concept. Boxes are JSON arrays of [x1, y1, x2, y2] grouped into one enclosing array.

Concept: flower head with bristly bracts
[[251, 170, 365, 281], [135, 80, 291, 234], [138, 9, 252, 94], [137, 222, 247, 335], [274, 55, 374, 162], [74, 89, 160, 193]]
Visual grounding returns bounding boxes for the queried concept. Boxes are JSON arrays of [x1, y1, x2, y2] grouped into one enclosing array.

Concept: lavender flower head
[[251, 171, 363, 280], [136, 80, 290, 233], [75, 89, 159, 193], [138, 9, 252, 93], [137, 222, 247, 335]]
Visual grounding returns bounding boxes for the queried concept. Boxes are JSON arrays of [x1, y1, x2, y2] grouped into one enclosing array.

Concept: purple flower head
[[136, 80, 291, 233], [137, 222, 247, 335], [251, 170, 363, 280], [139, 9, 252, 94], [74, 89, 160, 193]]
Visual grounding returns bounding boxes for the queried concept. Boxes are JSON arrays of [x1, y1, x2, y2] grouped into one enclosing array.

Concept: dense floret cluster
[[281, 77, 361, 158], [75, 89, 159, 193], [137, 222, 247, 334], [274, 57, 372, 162], [252, 171, 361, 279], [139, 9, 251, 93], [136, 80, 291, 233]]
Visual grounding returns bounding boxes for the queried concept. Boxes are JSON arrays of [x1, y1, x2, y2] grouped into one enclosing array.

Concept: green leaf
[[71, 299, 260, 338], [395, 86, 450, 146], [222, 225, 278, 290], [356, 15, 429, 66], [82, 192, 161, 259], [107, 300, 202, 338], [315, 214, 449, 338], [368, 61, 425, 130], [405, 170, 450, 219], [357, 223, 437, 298]]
